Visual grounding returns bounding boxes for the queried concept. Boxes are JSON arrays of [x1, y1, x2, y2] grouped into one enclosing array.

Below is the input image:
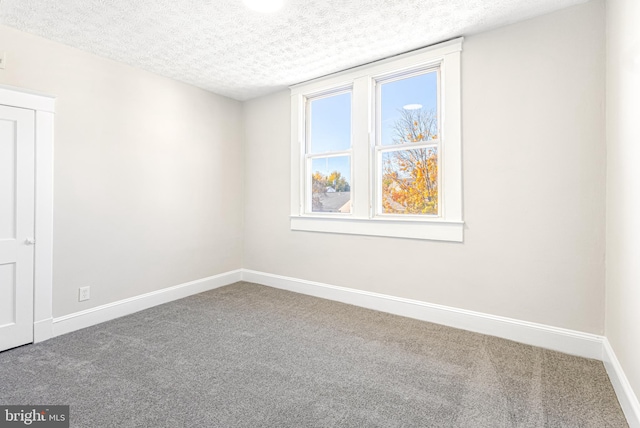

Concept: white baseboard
[[34, 268, 639, 427], [603, 338, 640, 428], [52, 270, 242, 337], [241, 269, 604, 360], [36, 268, 637, 427]]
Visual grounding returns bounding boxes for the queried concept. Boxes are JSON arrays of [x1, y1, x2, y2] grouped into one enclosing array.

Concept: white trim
[[51, 270, 242, 337], [33, 318, 53, 343], [290, 38, 463, 95], [33, 110, 55, 342], [28, 267, 639, 427], [0, 84, 55, 113], [290, 216, 464, 241], [241, 269, 603, 360], [0, 85, 56, 344], [291, 93, 305, 216], [603, 339, 640, 427]]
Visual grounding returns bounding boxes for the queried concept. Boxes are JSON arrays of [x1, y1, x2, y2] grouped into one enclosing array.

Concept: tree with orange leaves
[[382, 108, 438, 215]]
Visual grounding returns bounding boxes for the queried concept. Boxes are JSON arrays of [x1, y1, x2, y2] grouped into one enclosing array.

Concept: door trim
[[0, 84, 55, 343]]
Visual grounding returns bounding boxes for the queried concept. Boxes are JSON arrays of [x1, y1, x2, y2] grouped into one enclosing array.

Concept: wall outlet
[[79, 286, 90, 302], [0, 52, 5, 69]]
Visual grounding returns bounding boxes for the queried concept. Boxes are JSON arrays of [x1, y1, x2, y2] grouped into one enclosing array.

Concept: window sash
[[374, 67, 441, 149], [304, 87, 352, 155], [374, 142, 440, 218], [304, 151, 353, 215]]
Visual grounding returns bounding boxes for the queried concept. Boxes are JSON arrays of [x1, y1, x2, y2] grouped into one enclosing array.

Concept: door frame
[[0, 84, 55, 343]]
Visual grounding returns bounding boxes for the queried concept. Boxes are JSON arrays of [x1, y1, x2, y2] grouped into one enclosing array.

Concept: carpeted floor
[[0, 282, 628, 427]]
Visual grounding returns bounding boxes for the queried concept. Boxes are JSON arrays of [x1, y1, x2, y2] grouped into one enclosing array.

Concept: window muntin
[[375, 69, 440, 216]]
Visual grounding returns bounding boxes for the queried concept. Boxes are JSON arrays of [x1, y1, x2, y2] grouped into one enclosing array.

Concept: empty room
[[0, 0, 639, 426]]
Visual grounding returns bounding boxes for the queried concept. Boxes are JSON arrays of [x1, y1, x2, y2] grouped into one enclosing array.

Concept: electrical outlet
[[0, 52, 5, 70], [79, 286, 90, 302]]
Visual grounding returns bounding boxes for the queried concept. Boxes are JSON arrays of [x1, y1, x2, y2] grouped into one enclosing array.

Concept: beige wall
[[243, 1, 606, 334], [0, 25, 244, 318], [2, 0, 634, 411], [605, 0, 640, 402], [0, 2, 609, 335]]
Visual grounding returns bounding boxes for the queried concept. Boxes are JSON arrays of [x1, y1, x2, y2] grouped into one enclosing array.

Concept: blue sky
[[309, 92, 352, 182], [309, 92, 351, 153], [308, 71, 437, 184], [380, 72, 437, 146]]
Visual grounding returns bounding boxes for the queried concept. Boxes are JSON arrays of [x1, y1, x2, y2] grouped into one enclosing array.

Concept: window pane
[[380, 72, 438, 146], [381, 147, 438, 215], [311, 156, 351, 213], [309, 92, 351, 153]]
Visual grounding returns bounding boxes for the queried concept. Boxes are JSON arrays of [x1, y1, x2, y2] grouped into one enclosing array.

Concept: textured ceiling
[[0, 0, 587, 101]]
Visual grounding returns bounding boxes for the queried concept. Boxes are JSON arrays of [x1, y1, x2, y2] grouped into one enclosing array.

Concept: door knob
[[25, 238, 36, 245]]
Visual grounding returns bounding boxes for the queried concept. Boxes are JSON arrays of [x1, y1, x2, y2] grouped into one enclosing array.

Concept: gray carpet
[[0, 282, 628, 427]]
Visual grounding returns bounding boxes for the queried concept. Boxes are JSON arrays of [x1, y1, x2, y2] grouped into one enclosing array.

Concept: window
[[290, 38, 463, 242], [307, 90, 352, 214], [377, 70, 439, 216]]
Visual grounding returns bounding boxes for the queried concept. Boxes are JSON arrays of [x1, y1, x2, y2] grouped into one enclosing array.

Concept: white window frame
[[290, 38, 463, 242]]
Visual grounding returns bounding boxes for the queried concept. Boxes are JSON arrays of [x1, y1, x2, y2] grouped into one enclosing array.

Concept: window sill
[[290, 216, 464, 242]]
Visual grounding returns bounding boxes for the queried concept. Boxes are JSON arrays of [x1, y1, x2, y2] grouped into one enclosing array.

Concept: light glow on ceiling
[[403, 104, 423, 110], [243, 0, 284, 13]]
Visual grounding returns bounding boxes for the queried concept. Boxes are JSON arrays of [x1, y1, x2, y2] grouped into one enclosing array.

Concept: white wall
[[0, 25, 244, 318], [0, 2, 610, 337], [605, 0, 640, 403], [243, 1, 606, 334]]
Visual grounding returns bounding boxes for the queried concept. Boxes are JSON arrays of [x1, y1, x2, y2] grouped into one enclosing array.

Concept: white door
[[0, 105, 35, 352]]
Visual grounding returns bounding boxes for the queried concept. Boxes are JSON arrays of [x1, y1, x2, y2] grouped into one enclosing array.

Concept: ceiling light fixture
[[243, 0, 284, 13], [403, 103, 423, 110]]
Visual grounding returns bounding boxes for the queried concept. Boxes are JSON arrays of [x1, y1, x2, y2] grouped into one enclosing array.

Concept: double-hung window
[[290, 38, 463, 242], [306, 89, 353, 214]]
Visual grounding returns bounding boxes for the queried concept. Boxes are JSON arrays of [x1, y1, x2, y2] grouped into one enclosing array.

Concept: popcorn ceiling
[[0, 0, 586, 100]]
